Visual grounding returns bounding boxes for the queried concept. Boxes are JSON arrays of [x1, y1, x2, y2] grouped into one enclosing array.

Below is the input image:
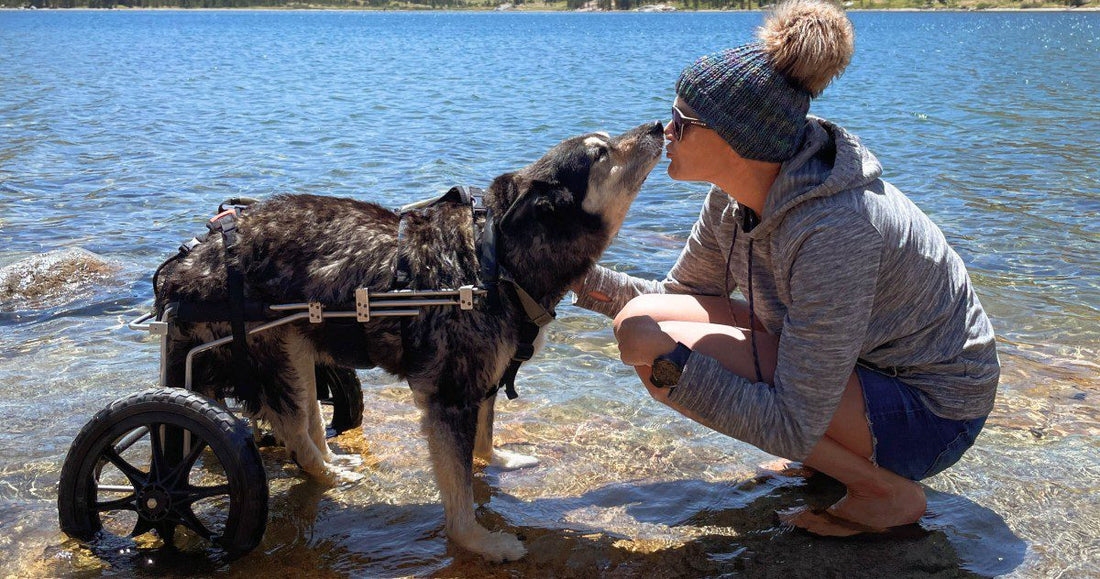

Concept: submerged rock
[[0, 248, 118, 310]]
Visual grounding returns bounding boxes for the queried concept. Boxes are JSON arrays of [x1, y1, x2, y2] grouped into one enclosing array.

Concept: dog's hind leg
[[474, 394, 538, 471], [414, 388, 525, 562], [271, 333, 361, 483]]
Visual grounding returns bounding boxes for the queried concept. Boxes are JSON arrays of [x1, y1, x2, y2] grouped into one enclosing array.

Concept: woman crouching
[[573, 0, 998, 536]]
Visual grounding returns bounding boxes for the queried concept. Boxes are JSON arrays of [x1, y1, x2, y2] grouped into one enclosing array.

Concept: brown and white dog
[[154, 121, 664, 561]]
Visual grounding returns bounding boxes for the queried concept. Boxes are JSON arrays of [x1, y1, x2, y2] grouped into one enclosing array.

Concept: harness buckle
[[179, 236, 205, 254], [308, 302, 323, 324], [355, 288, 371, 322]]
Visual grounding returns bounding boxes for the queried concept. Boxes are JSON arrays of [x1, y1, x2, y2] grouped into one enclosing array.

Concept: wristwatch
[[650, 342, 693, 388]]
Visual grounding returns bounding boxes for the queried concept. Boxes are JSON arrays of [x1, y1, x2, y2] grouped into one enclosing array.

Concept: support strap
[[493, 319, 543, 400], [207, 206, 256, 404], [490, 278, 555, 400]]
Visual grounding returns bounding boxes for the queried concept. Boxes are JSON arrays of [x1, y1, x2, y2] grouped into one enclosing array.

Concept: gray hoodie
[[574, 117, 999, 461]]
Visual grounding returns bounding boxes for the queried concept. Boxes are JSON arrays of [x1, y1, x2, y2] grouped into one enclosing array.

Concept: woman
[[572, 0, 998, 536]]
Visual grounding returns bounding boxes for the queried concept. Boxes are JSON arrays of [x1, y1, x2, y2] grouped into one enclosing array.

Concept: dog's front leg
[[422, 398, 526, 562], [474, 394, 538, 471]]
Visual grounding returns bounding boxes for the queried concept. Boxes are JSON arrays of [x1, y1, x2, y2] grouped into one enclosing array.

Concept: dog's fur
[[155, 122, 663, 561]]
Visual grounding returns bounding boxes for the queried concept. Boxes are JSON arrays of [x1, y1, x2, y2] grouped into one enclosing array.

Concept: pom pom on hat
[[758, 0, 855, 97]]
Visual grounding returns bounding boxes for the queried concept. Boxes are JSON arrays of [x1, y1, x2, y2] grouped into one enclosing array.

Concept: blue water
[[1, 10, 1097, 578]]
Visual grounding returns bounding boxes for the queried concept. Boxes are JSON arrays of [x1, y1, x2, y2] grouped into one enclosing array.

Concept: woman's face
[[664, 96, 735, 183]]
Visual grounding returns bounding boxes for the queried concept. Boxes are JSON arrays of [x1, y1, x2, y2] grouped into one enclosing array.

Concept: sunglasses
[[670, 105, 708, 141]]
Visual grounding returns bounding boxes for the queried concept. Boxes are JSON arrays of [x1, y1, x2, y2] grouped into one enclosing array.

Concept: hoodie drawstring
[[746, 239, 763, 384], [725, 208, 764, 385]]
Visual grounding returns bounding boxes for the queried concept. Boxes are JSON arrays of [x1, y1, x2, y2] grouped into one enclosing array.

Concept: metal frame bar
[[127, 286, 488, 392]]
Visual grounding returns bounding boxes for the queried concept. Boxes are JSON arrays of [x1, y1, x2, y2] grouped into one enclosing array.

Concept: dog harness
[[392, 186, 555, 400], [154, 189, 553, 403]]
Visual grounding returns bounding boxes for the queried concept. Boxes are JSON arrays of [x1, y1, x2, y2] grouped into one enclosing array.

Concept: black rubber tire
[[57, 387, 268, 555], [315, 365, 363, 434]]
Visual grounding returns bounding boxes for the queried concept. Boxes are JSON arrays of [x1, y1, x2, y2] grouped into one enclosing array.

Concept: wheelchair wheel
[[315, 365, 363, 435], [58, 388, 267, 555]]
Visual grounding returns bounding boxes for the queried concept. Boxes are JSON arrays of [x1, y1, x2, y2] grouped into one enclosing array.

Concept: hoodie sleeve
[[667, 208, 883, 460], [573, 189, 731, 318]]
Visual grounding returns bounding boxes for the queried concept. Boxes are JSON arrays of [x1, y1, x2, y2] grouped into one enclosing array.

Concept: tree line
[[3, 0, 1089, 10], [0, 0, 829, 8]]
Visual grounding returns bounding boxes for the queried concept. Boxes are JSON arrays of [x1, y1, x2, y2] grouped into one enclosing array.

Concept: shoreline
[[3, 5, 1098, 10]]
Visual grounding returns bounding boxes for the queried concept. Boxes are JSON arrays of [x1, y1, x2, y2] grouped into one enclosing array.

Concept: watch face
[[651, 359, 681, 388]]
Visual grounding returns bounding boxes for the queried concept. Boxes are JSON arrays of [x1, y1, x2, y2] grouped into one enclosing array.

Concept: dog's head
[[489, 121, 664, 300]]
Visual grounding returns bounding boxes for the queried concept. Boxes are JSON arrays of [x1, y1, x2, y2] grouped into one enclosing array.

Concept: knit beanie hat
[[675, 0, 855, 163]]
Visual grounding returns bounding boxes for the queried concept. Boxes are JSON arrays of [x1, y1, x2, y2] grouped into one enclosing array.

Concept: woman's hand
[[614, 315, 678, 367]]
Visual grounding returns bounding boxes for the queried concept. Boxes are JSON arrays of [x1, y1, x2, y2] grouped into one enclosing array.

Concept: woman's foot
[[781, 477, 927, 537]]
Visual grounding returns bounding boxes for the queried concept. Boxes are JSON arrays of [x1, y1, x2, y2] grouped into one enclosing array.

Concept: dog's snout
[[647, 120, 663, 136]]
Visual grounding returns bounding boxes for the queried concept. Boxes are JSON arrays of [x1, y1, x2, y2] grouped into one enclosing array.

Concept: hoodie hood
[[748, 116, 883, 239]]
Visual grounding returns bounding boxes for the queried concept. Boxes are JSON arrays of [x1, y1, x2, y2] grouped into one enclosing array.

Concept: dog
[[154, 121, 664, 561]]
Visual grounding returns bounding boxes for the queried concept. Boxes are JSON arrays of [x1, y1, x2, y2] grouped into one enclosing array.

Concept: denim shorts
[[856, 365, 987, 481]]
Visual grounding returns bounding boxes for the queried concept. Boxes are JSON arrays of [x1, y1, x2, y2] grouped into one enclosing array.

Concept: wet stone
[[0, 248, 118, 310]]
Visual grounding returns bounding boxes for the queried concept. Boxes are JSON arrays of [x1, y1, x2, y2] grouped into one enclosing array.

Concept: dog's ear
[[489, 172, 520, 205], [502, 179, 574, 231], [527, 180, 575, 214]]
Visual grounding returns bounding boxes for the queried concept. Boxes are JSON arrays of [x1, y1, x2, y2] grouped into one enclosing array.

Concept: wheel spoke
[[102, 447, 147, 488], [173, 507, 214, 539], [130, 517, 155, 538], [164, 438, 209, 488], [148, 424, 167, 480], [94, 494, 137, 512]]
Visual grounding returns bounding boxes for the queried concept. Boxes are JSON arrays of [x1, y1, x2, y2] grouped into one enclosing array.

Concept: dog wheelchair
[[55, 193, 507, 556]]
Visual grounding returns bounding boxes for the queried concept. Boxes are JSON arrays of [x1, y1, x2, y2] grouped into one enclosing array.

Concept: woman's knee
[[613, 294, 665, 336]]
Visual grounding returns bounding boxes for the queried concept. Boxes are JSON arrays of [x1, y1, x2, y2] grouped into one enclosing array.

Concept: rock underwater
[[0, 248, 119, 310]]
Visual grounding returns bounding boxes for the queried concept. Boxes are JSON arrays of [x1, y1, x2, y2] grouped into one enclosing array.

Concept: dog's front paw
[[330, 453, 364, 468], [318, 464, 365, 486], [453, 527, 526, 562], [490, 448, 539, 471]]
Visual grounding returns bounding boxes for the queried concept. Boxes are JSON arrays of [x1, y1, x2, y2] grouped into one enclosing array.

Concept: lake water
[[1, 9, 1097, 578]]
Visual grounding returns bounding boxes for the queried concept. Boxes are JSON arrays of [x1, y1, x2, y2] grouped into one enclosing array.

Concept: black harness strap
[[492, 269, 555, 400], [207, 204, 256, 404]]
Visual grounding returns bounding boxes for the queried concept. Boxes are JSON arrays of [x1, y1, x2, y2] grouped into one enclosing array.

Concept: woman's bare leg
[[614, 295, 926, 535]]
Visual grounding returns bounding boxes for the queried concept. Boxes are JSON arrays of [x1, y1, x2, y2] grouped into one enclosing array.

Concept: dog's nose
[[648, 120, 664, 135]]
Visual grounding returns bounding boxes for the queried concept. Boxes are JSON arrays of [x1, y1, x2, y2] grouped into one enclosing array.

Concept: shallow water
[[1, 9, 1098, 578]]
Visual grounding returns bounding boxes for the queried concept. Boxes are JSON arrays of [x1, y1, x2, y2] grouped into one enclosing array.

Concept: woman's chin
[[666, 161, 681, 180]]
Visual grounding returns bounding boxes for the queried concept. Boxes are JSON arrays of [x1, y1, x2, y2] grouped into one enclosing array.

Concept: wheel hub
[[137, 485, 171, 520]]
